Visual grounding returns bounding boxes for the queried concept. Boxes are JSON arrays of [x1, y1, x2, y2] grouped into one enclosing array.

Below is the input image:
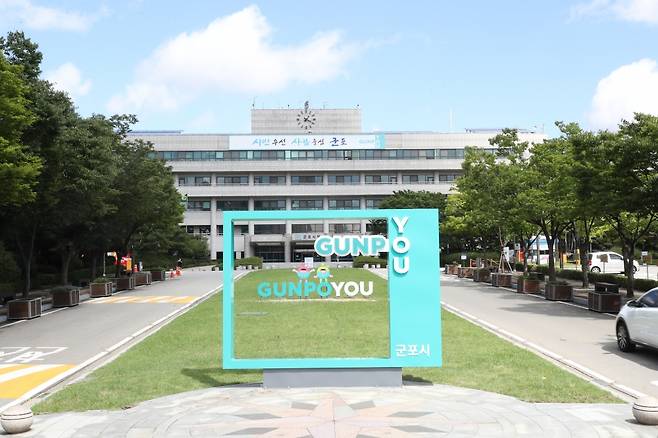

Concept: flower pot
[[51, 288, 80, 307], [150, 270, 167, 281], [588, 291, 621, 313], [134, 272, 152, 286], [7, 298, 42, 320], [473, 269, 490, 283], [90, 282, 113, 297], [545, 283, 572, 301], [497, 273, 512, 287], [113, 276, 136, 291], [517, 278, 541, 294]]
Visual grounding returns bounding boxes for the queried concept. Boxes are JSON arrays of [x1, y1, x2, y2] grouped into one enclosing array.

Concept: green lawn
[[234, 268, 389, 358], [33, 269, 618, 413]]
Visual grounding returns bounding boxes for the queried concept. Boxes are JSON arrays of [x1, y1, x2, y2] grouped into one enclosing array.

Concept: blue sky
[[2, 0, 658, 136]]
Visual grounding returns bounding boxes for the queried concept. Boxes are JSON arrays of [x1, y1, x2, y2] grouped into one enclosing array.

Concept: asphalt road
[[0, 269, 232, 411], [441, 275, 658, 399]]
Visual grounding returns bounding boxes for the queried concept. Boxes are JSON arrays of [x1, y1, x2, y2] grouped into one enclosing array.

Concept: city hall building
[[129, 103, 545, 263]]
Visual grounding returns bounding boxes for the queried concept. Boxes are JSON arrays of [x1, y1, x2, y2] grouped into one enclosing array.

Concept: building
[[129, 103, 545, 263]]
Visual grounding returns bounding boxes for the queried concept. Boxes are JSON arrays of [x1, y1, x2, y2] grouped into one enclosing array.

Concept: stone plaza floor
[[16, 384, 658, 437]]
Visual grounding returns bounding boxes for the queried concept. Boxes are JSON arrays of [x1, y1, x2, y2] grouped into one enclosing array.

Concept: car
[[587, 251, 639, 274], [616, 287, 658, 352]]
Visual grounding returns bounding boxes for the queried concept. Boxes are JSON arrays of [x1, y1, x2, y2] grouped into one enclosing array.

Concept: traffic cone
[[176, 267, 181, 277]]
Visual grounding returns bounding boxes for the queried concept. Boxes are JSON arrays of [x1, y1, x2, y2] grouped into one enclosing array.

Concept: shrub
[[440, 251, 498, 266], [353, 256, 388, 268], [235, 257, 263, 269], [92, 277, 111, 283]]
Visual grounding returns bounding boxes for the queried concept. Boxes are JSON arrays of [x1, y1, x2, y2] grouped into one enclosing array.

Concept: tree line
[[0, 32, 199, 298]]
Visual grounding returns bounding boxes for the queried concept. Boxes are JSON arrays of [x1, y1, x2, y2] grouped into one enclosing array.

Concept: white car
[[616, 287, 658, 352], [588, 251, 639, 274]]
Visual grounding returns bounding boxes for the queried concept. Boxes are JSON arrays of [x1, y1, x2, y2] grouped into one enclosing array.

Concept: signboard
[[222, 209, 441, 369], [229, 134, 385, 150], [291, 232, 323, 241]]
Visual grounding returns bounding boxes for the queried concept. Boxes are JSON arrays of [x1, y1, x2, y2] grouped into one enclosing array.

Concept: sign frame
[[222, 209, 441, 370]]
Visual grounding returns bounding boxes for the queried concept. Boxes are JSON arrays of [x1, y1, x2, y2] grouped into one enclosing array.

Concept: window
[[254, 199, 286, 210], [438, 174, 459, 182], [233, 224, 249, 234], [290, 150, 324, 160], [328, 174, 360, 185], [291, 199, 323, 210], [365, 175, 397, 184], [186, 200, 211, 211], [366, 199, 383, 209], [609, 253, 623, 261], [217, 225, 223, 235], [198, 225, 211, 235], [292, 223, 323, 233], [254, 224, 285, 234], [328, 198, 360, 209], [254, 245, 285, 262], [216, 175, 248, 185], [402, 174, 434, 184], [217, 200, 248, 211], [329, 223, 361, 234], [254, 175, 286, 185], [194, 176, 211, 186], [639, 290, 657, 307], [291, 175, 323, 185]]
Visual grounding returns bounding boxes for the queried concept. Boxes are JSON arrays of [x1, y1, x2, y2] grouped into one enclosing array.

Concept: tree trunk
[[91, 251, 97, 280], [623, 242, 635, 298], [521, 239, 528, 274], [60, 246, 74, 285], [15, 224, 37, 298], [546, 237, 556, 282], [578, 240, 590, 288]]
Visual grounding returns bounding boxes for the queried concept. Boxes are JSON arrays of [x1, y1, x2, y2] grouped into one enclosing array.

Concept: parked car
[[616, 287, 658, 352], [587, 251, 639, 274]]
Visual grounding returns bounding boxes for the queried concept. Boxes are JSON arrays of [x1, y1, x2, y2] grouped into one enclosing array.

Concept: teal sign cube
[[222, 209, 441, 369]]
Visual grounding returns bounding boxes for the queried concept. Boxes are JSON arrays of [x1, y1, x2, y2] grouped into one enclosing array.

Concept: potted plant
[[588, 282, 621, 313], [517, 275, 541, 294], [134, 271, 152, 286], [473, 268, 491, 282], [7, 296, 42, 320], [545, 281, 573, 301], [51, 286, 80, 307], [149, 267, 167, 281], [90, 277, 113, 297], [112, 276, 136, 291]]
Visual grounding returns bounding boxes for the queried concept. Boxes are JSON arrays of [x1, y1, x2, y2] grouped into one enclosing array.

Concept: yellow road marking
[[89, 295, 196, 304], [0, 364, 74, 398]]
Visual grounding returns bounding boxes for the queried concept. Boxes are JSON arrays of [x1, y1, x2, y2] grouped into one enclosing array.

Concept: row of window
[[179, 173, 459, 186], [188, 198, 384, 211], [156, 148, 485, 162], [191, 223, 364, 235]]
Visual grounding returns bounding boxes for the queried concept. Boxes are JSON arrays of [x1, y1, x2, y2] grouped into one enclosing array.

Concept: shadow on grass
[[181, 368, 262, 387], [402, 374, 433, 385]]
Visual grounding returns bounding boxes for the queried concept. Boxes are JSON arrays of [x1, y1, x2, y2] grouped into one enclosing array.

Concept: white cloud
[[570, 0, 658, 24], [45, 63, 92, 98], [107, 5, 358, 113], [587, 58, 658, 129], [0, 0, 104, 31]]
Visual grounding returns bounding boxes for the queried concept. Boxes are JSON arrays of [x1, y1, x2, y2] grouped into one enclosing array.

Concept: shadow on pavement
[[599, 341, 658, 371], [181, 368, 260, 387]]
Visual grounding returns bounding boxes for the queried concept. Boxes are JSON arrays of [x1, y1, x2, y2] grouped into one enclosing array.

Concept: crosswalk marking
[[89, 295, 196, 304], [0, 364, 74, 398]]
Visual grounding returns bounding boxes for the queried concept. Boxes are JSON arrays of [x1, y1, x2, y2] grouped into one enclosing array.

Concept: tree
[[375, 190, 446, 235], [596, 114, 658, 297], [0, 53, 40, 207], [518, 135, 577, 282]]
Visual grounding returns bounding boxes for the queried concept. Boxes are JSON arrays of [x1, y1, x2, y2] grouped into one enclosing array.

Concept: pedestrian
[[177, 258, 183, 269]]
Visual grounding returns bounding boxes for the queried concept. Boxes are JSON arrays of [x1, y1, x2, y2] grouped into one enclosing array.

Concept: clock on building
[[296, 101, 317, 132]]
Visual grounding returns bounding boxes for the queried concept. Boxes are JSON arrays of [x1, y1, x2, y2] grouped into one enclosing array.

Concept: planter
[[150, 270, 167, 281], [517, 278, 541, 294], [545, 283, 573, 301], [112, 276, 136, 291], [446, 265, 458, 275], [497, 273, 513, 288], [135, 272, 152, 286], [458, 267, 474, 278], [51, 288, 80, 307], [588, 291, 621, 313], [7, 298, 42, 320], [490, 273, 499, 286], [90, 282, 113, 297], [473, 268, 490, 283], [594, 282, 619, 294]]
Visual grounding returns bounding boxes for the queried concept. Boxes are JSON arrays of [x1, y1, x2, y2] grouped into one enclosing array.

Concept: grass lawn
[[234, 268, 389, 358], [34, 269, 618, 413]]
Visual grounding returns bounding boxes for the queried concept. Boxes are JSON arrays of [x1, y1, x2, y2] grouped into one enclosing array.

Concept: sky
[[1, 0, 658, 137]]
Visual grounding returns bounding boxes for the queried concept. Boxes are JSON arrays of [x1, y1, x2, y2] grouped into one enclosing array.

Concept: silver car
[[616, 287, 658, 352]]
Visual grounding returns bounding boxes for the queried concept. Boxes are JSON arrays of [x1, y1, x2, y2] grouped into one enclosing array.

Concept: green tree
[[375, 190, 446, 236], [0, 53, 40, 207]]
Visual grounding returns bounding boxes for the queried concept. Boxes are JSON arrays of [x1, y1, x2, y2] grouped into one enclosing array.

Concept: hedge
[[234, 257, 263, 269], [353, 256, 388, 268], [441, 251, 498, 266]]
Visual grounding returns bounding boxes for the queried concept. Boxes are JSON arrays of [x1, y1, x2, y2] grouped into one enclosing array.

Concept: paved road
[[0, 269, 233, 411], [440, 275, 658, 399]]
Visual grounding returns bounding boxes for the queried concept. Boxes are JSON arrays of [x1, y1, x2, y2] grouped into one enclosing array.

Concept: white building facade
[[129, 104, 545, 263]]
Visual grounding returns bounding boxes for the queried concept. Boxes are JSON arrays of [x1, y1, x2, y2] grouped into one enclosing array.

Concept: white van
[[588, 251, 639, 274]]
